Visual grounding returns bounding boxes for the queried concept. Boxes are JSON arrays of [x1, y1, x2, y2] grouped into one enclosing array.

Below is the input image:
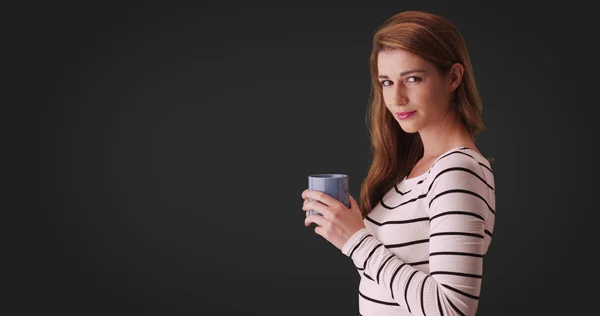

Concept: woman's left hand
[[301, 189, 366, 250]]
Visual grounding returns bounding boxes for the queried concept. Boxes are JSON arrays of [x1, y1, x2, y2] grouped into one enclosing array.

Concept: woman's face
[[377, 49, 456, 134]]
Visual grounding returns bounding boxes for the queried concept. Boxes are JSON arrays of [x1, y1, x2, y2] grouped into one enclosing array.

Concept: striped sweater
[[341, 146, 496, 316]]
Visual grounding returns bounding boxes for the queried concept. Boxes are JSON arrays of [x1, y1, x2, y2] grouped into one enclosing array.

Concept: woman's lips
[[396, 110, 416, 120]]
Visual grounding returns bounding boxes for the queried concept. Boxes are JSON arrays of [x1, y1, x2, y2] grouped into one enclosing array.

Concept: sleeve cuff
[[341, 228, 370, 257]]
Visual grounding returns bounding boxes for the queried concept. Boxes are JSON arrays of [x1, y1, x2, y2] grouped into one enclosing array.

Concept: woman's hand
[[301, 189, 366, 250]]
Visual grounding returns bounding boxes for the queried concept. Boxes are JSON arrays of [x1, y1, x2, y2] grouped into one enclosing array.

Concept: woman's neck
[[419, 110, 474, 159]]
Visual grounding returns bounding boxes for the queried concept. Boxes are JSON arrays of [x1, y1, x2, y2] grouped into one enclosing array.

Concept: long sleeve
[[342, 157, 495, 316]]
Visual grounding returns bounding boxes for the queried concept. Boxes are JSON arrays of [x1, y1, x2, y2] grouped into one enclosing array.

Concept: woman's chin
[[398, 122, 420, 134]]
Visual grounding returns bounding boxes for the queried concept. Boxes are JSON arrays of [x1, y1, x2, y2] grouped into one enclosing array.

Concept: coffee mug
[[307, 174, 350, 216]]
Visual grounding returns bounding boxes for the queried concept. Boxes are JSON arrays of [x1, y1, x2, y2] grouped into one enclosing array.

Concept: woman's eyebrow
[[378, 69, 426, 79]]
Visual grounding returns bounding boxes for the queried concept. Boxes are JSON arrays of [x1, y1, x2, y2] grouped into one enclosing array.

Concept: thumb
[[349, 194, 357, 207]]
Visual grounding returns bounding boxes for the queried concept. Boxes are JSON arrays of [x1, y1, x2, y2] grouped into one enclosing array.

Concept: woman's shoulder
[[429, 146, 493, 177], [424, 146, 496, 197]]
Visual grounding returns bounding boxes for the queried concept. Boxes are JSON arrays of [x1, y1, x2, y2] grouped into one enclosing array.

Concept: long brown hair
[[358, 10, 492, 217]]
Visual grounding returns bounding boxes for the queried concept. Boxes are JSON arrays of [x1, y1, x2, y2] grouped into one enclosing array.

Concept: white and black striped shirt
[[342, 147, 496, 316]]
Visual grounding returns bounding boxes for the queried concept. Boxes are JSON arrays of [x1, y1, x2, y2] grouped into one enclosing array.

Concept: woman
[[302, 10, 496, 316]]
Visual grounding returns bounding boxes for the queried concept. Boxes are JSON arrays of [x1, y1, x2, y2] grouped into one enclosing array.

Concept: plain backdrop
[[34, 1, 598, 315]]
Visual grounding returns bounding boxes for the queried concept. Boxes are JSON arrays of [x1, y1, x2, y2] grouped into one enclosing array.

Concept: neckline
[[402, 146, 471, 183]]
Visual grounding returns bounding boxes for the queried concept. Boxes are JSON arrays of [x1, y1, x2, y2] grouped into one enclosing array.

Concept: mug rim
[[308, 174, 348, 179]]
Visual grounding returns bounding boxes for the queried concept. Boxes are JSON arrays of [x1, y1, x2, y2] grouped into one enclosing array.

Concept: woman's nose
[[394, 91, 408, 105]]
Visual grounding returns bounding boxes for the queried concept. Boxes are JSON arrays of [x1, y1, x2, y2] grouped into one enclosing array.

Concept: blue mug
[[307, 174, 350, 216]]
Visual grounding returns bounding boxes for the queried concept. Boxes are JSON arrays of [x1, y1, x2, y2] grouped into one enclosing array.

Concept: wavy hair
[[359, 10, 493, 217]]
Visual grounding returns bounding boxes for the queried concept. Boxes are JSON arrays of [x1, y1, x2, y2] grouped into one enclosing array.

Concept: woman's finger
[[303, 200, 331, 218], [313, 225, 326, 238], [302, 190, 337, 207], [305, 214, 328, 228]]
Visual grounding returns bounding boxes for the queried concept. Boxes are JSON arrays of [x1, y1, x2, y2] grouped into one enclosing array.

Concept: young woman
[[302, 10, 496, 316]]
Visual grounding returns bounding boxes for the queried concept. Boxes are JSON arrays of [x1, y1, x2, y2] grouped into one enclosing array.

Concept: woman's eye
[[380, 77, 421, 86]]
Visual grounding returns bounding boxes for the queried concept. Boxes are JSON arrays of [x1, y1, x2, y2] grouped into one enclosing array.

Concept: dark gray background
[[35, 1, 597, 315]]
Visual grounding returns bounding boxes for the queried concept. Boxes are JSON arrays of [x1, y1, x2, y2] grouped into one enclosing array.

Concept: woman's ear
[[447, 62, 464, 93]]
